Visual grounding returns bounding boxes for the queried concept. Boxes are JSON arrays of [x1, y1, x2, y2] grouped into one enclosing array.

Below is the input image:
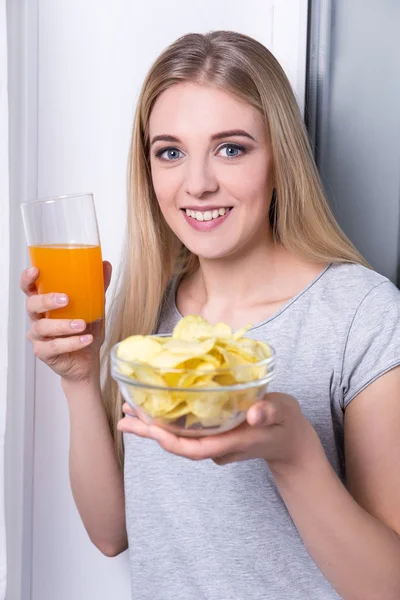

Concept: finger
[[247, 395, 283, 427], [155, 422, 257, 460], [212, 453, 242, 466], [32, 334, 93, 360], [20, 267, 39, 296], [117, 415, 155, 437], [122, 402, 137, 417], [26, 292, 69, 321], [116, 417, 204, 459], [29, 318, 86, 341], [149, 427, 243, 461], [103, 261, 112, 293]]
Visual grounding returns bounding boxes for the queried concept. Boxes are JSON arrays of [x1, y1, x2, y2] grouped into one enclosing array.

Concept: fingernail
[[27, 267, 37, 276], [251, 407, 264, 426], [71, 320, 85, 330], [80, 334, 92, 343], [55, 294, 68, 306]]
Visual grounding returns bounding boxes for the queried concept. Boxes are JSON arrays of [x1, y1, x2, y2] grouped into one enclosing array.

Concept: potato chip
[[164, 338, 216, 356], [164, 402, 190, 420], [130, 387, 148, 407], [219, 339, 259, 362], [208, 346, 226, 367], [148, 351, 195, 369], [163, 369, 213, 389], [118, 361, 136, 377], [161, 371, 183, 387], [143, 390, 182, 417], [117, 335, 162, 363], [257, 340, 272, 358], [211, 323, 232, 339], [179, 355, 221, 370], [213, 372, 237, 386], [131, 366, 166, 387], [218, 350, 256, 383], [172, 315, 214, 341], [232, 324, 252, 340], [186, 383, 228, 421]]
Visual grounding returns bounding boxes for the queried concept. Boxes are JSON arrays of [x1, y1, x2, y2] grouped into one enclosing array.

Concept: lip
[[182, 208, 232, 231], [181, 205, 233, 211]]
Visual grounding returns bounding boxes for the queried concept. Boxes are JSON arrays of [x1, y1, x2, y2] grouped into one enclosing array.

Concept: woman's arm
[[118, 367, 400, 597], [271, 367, 400, 600], [64, 377, 128, 557]]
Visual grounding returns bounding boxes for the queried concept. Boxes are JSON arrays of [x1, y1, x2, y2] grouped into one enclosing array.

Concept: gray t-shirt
[[124, 263, 400, 600]]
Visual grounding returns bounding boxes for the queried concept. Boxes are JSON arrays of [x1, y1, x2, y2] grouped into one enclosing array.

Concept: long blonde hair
[[102, 31, 367, 466]]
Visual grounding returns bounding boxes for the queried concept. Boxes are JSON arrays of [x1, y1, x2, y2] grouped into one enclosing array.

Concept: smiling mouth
[[181, 207, 232, 222]]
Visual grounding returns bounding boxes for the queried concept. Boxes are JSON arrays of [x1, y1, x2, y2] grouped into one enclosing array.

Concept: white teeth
[[185, 207, 230, 222]]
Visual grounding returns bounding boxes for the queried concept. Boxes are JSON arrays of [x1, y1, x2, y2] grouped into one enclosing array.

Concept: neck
[[176, 208, 330, 328], [177, 234, 327, 327], [198, 240, 279, 302], [187, 226, 307, 307]]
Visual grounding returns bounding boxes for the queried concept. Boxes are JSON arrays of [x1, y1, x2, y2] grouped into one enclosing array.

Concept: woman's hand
[[21, 261, 112, 383], [118, 393, 322, 473]]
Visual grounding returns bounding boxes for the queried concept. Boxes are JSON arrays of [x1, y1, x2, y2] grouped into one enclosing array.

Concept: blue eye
[[218, 144, 246, 158], [154, 143, 246, 161], [155, 147, 183, 161]]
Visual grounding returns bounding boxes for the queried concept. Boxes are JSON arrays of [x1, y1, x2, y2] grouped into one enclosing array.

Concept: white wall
[[0, 1, 9, 597], [6, 1, 38, 599], [6, 2, 308, 598]]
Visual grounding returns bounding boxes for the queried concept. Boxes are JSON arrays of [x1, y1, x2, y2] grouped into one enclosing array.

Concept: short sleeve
[[341, 280, 400, 408]]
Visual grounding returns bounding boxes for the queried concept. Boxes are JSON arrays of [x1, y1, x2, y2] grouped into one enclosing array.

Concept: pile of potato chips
[[115, 315, 273, 429]]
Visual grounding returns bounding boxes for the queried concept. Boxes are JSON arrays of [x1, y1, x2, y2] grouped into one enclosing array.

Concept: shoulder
[[334, 265, 400, 406], [325, 262, 394, 295], [319, 262, 400, 315]]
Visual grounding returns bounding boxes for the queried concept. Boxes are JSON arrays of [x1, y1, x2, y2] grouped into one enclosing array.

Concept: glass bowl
[[111, 337, 275, 437]]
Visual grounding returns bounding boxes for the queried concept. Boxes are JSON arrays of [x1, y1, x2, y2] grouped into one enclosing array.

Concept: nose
[[184, 157, 219, 198]]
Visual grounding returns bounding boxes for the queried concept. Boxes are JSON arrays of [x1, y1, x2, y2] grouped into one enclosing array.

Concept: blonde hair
[[102, 31, 367, 467]]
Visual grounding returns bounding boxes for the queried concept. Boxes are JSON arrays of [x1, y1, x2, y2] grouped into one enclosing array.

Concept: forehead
[[149, 82, 263, 138]]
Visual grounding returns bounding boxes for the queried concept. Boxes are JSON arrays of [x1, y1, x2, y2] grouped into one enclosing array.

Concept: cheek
[[151, 166, 181, 212], [223, 158, 273, 208]]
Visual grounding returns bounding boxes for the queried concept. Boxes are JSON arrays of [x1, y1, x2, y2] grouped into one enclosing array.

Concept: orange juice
[[28, 244, 104, 322]]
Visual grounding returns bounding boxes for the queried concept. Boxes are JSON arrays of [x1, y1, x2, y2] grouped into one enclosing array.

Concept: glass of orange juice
[[21, 193, 105, 327]]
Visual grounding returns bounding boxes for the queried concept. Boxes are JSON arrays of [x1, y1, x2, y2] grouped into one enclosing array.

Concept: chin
[[183, 239, 241, 261]]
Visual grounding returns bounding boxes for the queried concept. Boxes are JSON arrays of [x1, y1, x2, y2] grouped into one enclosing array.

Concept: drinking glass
[[21, 193, 105, 326]]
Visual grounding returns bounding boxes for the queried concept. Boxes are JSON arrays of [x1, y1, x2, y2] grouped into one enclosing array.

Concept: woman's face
[[149, 82, 274, 260]]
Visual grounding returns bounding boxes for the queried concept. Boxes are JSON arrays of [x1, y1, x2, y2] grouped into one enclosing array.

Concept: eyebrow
[[150, 129, 256, 146]]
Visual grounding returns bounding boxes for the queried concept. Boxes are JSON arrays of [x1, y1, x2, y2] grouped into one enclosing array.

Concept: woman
[[21, 31, 400, 600]]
